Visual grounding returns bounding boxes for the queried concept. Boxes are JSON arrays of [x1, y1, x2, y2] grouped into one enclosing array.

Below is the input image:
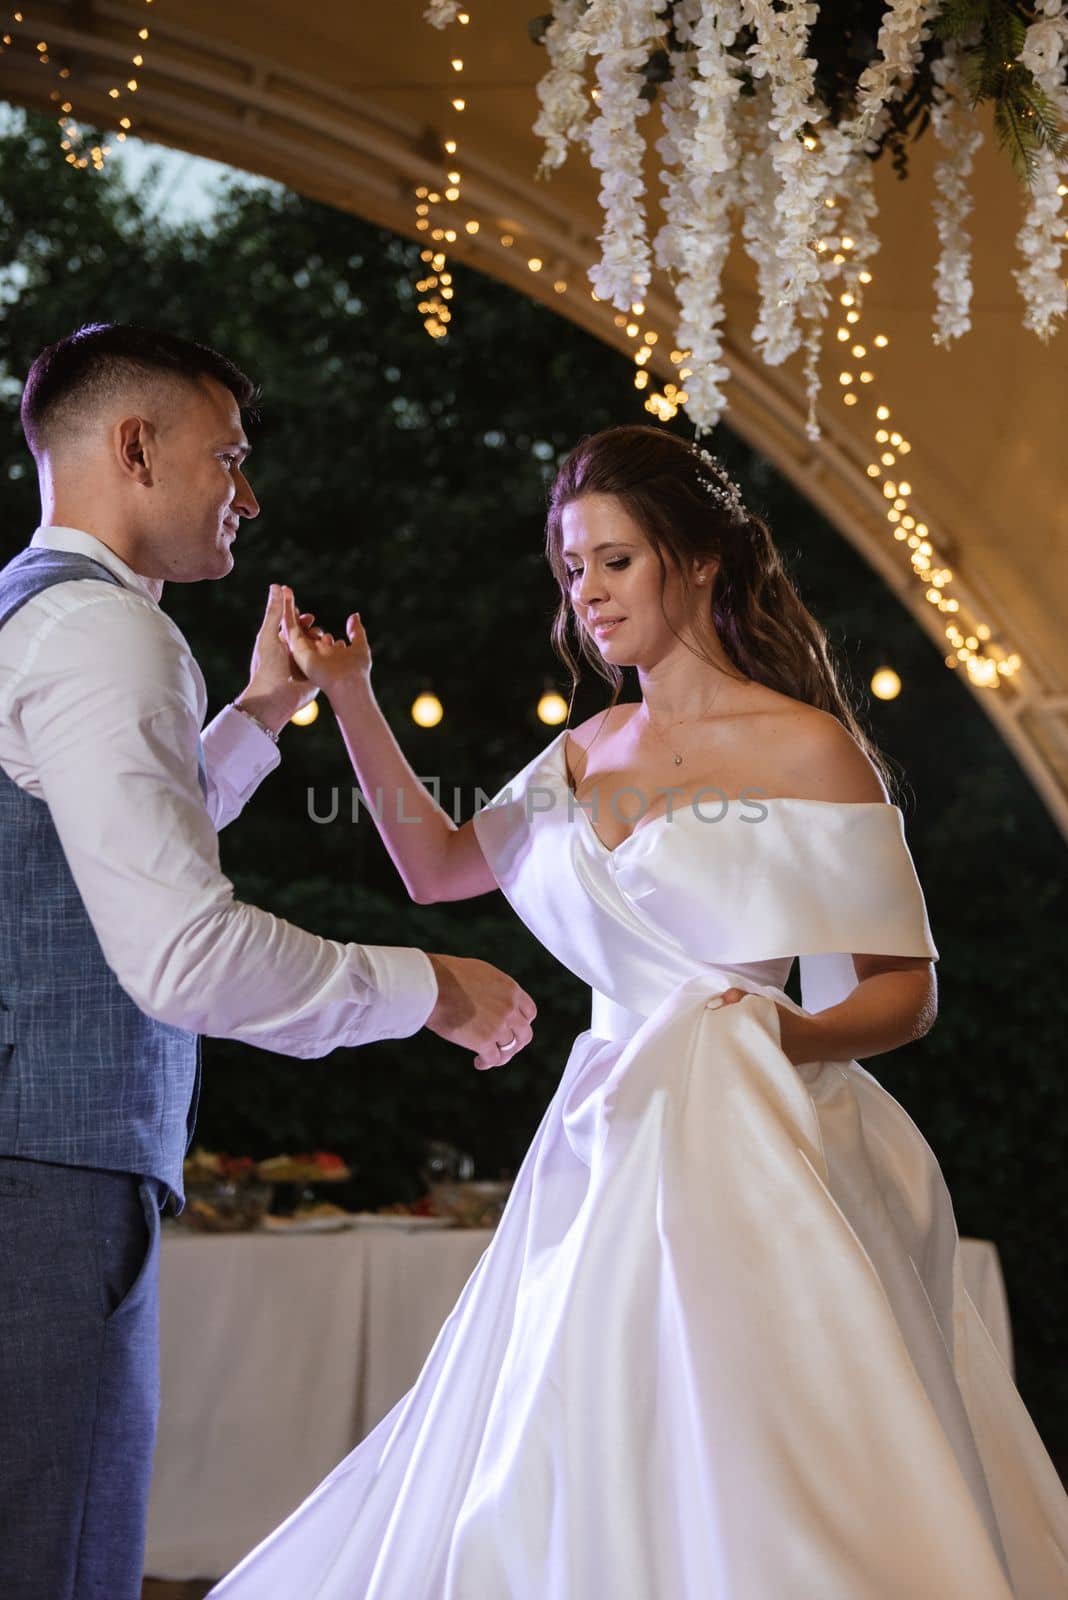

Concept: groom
[[0, 323, 536, 1600]]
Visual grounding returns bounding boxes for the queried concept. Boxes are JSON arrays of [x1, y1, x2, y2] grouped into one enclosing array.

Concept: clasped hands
[[236, 584, 369, 733], [235, 586, 537, 1074]]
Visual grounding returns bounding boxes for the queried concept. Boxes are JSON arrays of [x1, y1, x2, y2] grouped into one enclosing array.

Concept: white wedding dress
[[211, 731, 1068, 1598]]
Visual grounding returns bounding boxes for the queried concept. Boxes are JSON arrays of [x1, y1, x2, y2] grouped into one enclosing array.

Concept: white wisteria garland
[[424, 2, 1067, 435], [528, 0, 949, 435], [582, 0, 669, 309], [654, 0, 744, 426], [852, 0, 945, 147], [425, 0, 464, 28], [1014, 0, 1068, 339], [534, 0, 596, 170], [930, 39, 984, 347]]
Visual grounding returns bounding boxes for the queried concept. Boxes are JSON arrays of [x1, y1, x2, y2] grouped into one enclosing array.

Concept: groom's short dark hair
[[20, 323, 258, 459]]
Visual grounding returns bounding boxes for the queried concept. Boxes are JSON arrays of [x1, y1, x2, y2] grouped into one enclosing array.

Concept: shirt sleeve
[[11, 589, 438, 1054], [200, 702, 282, 831]]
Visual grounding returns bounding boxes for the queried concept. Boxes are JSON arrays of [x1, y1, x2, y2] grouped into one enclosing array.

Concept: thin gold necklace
[[642, 676, 725, 766]]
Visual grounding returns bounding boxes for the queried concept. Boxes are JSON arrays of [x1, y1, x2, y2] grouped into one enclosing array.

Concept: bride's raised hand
[[280, 588, 371, 698]]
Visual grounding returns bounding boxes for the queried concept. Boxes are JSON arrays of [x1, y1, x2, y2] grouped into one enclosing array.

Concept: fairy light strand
[[416, 6, 471, 338], [1, 0, 154, 169]]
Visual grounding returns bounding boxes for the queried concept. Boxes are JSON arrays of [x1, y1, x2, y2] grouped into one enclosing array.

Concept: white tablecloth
[[145, 1228, 1012, 1580]]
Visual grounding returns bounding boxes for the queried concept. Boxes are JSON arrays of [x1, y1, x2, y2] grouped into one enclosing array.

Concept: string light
[[411, 692, 444, 729], [413, 7, 478, 340], [290, 701, 320, 728], [537, 691, 569, 726], [0, 0, 156, 165], [871, 667, 902, 700]]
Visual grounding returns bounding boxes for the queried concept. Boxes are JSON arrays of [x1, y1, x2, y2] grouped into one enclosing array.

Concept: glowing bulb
[[290, 700, 320, 728], [870, 667, 901, 701], [412, 693, 443, 729], [537, 692, 569, 726]]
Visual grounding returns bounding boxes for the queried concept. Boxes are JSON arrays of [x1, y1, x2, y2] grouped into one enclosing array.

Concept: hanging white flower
[[655, 0, 744, 429], [740, 0, 827, 357], [801, 285, 829, 441], [534, 0, 595, 173], [1013, 0, 1068, 340], [931, 40, 983, 345], [424, 0, 463, 28], [583, 0, 669, 310], [738, 89, 799, 362], [852, 0, 944, 146]]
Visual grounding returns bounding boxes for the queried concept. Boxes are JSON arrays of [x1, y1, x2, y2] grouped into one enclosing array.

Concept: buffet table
[[144, 1227, 1013, 1580]]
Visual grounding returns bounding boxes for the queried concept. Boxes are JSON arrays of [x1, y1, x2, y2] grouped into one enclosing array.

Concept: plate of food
[[350, 1209, 455, 1231], [256, 1151, 353, 1185], [261, 1202, 356, 1235]]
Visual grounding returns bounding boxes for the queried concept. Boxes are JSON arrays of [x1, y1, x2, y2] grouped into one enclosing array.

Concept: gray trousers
[[0, 1156, 162, 1600]]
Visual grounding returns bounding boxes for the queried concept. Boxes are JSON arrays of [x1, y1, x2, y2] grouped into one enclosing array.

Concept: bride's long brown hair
[[545, 424, 896, 796]]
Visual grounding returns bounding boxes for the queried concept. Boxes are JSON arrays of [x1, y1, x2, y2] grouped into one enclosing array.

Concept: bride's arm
[[721, 954, 936, 1069], [281, 591, 497, 905], [794, 954, 937, 1066]]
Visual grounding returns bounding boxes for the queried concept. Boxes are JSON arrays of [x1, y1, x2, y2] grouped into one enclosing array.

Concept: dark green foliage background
[[1, 113, 1064, 1454]]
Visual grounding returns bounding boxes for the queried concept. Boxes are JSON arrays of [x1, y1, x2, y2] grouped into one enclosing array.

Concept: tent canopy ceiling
[[2, 0, 1066, 830]]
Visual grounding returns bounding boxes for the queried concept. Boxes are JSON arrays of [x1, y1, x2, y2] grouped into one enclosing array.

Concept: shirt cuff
[[203, 703, 282, 787], [358, 945, 439, 1039]]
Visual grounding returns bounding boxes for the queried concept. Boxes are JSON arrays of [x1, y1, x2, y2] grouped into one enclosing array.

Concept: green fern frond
[[994, 95, 1037, 182]]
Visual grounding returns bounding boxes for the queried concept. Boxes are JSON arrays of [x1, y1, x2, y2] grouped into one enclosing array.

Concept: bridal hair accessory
[[692, 448, 748, 527]]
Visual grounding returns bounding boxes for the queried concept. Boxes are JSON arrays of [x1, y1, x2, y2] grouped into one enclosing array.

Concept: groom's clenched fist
[[425, 954, 537, 1071]]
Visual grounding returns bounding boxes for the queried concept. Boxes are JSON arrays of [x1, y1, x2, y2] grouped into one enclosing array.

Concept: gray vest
[[0, 547, 202, 1202]]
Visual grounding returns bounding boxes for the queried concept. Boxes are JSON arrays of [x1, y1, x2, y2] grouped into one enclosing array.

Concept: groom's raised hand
[[235, 584, 320, 735]]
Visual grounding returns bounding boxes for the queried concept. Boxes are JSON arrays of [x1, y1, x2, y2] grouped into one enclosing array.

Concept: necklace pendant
[[673, 753, 683, 766]]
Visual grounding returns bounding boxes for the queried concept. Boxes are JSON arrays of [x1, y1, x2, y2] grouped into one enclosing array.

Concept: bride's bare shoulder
[[566, 703, 632, 754], [748, 692, 889, 804]]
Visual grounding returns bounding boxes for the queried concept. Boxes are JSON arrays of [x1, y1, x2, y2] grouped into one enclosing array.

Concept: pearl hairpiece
[[692, 446, 748, 526]]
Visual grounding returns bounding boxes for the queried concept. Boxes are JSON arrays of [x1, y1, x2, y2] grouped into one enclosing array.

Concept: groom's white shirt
[[0, 525, 438, 1054]]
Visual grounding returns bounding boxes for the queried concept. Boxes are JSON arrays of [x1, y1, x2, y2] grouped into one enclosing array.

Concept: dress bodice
[[473, 731, 938, 1030]]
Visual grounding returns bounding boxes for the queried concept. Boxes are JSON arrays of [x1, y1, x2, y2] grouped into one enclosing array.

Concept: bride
[[210, 426, 1068, 1598]]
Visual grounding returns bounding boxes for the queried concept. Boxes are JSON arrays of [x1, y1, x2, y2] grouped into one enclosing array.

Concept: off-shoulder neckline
[[545, 730, 900, 857]]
